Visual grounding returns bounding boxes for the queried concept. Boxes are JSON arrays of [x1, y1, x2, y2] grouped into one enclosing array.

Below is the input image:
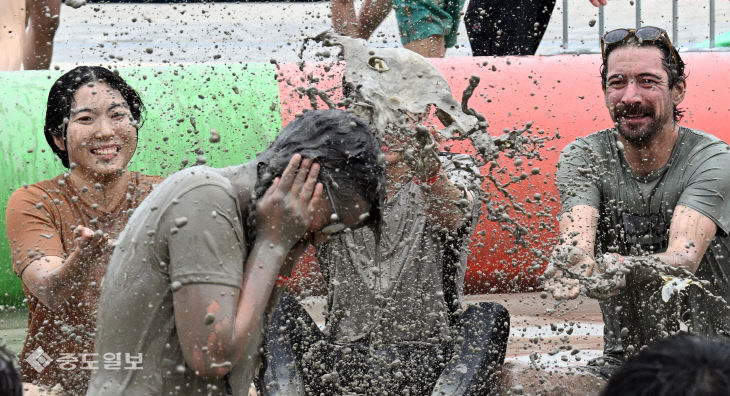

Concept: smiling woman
[[4, 66, 162, 394]]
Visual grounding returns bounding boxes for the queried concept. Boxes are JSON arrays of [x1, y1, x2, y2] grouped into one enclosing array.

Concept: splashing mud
[[296, 31, 558, 255]]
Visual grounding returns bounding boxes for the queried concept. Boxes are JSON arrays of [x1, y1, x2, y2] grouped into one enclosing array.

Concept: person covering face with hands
[[88, 110, 384, 396]]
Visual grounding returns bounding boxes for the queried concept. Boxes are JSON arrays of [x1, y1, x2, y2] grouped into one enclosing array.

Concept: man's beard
[[612, 103, 671, 147]]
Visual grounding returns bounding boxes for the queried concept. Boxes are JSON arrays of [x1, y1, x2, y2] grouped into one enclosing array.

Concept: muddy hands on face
[[255, 154, 323, 252]]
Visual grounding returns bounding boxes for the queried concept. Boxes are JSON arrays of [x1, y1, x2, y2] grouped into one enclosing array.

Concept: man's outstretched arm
[[544, 204, 599, 300]]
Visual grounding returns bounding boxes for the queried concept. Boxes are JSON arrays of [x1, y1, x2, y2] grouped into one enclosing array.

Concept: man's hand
[[543, 245, 594, 300], [584, 253, 627, 299], [255, 154, 323, 253], [544, 247, 628, 300]]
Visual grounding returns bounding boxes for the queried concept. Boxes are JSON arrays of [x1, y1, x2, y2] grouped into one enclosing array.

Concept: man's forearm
[[620, 251, 699, 284]]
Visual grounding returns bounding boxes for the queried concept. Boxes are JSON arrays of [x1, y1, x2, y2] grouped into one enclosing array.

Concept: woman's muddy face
[[55, 82, 138, 180]]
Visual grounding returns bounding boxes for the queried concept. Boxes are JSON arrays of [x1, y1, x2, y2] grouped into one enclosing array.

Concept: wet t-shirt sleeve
[[676, 140, 730, 235], [164, 184, 245, 289], [556, 138, 602, 215], [5, 185, 65, 278]]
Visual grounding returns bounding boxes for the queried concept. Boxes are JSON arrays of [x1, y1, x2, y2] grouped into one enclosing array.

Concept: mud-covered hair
[[600, 334, 730, 396], [44, 66, 145, 168], [254, 109, 385, 227], [600, 35, 687, 121]]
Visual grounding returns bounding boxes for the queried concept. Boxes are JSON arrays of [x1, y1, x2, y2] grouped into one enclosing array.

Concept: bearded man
[[545, 26, 730, 381]]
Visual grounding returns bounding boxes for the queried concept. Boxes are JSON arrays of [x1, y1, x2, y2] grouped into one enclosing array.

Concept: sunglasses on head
[[601, 26, 679, 67]]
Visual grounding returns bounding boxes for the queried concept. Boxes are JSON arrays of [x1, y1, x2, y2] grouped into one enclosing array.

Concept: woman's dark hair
[[254, 109, 385, 229], [601, 334, 730, 396], [44, 66, 146, 168], [0, 346, 22, 396], [600, 35, 687, 121]]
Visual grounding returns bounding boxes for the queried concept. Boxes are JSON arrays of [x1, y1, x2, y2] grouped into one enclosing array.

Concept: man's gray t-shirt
[[88, 164, 261, 396], [557, 127, 730, 360], [317, 153, 481, 346]]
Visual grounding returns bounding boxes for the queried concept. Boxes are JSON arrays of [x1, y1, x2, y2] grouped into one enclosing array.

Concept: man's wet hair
[[600, 34, 687, 121], [600, 334, 730, 396], [44, 66, 146, 168], [0, 346, 22, 396], [254, 109, 385, 227]]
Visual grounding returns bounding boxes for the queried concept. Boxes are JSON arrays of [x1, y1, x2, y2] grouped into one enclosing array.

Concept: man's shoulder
[[679, 127, 730, 151], [559, 129, 616, 164], [564, 129, 615, 150]]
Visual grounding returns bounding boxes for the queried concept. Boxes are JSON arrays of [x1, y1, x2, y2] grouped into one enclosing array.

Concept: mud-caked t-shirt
[[317, 153, 481, 346], [557, 127, 730, 360], [87, 164, 262, 396], [5, 171, 160, 394]]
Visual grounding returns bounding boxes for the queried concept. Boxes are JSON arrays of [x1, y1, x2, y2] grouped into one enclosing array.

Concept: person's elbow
[[184, 345, 236, 380], [188, 358, 233, 380]]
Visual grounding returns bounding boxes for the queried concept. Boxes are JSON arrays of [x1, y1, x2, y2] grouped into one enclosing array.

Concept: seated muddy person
[[539, 26, 730, 392], [600, 334, 730, 396], [4, 66, 161, 394], [260, 111, 509, 395], [86, 110, 384, 395]]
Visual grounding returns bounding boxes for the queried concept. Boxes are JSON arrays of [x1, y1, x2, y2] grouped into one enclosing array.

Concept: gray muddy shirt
[[557, 127, 730, 360], [317, 153, 481, 346], [88, 164, 262, 396]]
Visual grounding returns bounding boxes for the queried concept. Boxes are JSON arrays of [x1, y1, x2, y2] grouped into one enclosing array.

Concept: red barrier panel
[[276, 52, 730, 293]]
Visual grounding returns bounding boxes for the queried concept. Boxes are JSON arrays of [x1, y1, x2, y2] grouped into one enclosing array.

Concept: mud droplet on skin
[[171, 281, 182, 291], [174, 217, 188, 227]]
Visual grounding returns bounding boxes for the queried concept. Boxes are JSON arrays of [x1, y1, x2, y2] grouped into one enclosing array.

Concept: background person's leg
[[260, 293, 325, 396], [432, 302, 510, 395], [23, 0, 60, 69], [331, 0, 359, 37], [404, 35, 446, 57], [356, 0, 393, 40], [0, 0, 26, 70], [393, 0, 455, 57], [464, 0, 556, 56]]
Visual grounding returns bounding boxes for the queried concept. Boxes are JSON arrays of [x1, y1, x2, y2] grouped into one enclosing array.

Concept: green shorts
[[393, 0, 466, 48]]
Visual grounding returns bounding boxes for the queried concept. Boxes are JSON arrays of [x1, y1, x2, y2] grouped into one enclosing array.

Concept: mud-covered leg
[[432, 302, 510, 395], [260, 293, 324, 396]]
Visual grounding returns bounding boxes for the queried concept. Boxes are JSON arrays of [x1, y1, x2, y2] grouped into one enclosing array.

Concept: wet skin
[[604, 46, 684, 153], [53, 82, 138, 185]]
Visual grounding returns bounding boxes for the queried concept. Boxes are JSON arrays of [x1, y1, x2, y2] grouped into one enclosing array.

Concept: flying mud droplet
[[209, 129, 221, 143], [204, 313, 215, 325]]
